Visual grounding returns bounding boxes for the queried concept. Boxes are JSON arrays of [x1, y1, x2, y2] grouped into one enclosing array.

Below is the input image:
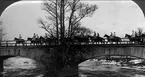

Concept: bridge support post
[[0, 60, 3, 72]]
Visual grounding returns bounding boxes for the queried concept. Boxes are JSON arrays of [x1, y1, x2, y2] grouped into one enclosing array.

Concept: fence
[[0, 40, 30, 47], [0, 38, 142, 47]]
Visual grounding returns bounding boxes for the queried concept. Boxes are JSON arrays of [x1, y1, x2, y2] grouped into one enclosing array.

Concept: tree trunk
[[56, 0, 59, 44]]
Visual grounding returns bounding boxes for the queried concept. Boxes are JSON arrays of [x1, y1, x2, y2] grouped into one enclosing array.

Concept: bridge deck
[[1, 43, 145, 48], [0, 39, 144, 47]]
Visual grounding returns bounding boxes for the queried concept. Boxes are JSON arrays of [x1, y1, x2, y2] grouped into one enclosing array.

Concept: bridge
[[0, 39, 145, 69]]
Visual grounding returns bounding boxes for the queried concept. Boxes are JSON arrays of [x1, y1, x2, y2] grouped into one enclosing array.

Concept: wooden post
[[0, 60, 3, 72], [0, 40, 2, 46], [6, 41, 8, 47], [25, 40, 27, 46]]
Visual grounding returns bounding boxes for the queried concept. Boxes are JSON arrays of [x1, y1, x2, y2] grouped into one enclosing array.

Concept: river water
[[2, 56, 45, 77], [1, 56, 145, 77], [79, 56, 145, 77]]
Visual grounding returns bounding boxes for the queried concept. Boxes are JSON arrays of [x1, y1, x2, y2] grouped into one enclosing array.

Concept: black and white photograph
[[1, 0, 145, 77]]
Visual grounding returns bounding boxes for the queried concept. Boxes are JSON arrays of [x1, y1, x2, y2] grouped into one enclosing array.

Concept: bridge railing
[[0, 38, 142, 47], [0, 40, 32, 47]]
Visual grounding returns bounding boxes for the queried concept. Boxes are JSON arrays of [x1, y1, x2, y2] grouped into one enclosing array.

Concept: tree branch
[[38, 19, 54, 38]]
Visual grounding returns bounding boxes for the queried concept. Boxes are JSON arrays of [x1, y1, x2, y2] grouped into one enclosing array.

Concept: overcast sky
[[0, 0, 145, 40]]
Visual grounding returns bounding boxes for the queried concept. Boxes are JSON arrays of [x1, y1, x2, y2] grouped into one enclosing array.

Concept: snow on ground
[[3, 56, 37, 70]]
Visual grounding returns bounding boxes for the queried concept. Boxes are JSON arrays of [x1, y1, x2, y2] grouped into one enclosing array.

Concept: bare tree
[[38, 0, 97, 68], [72, 22, 93, 36], [136, 27, 144, 36], [38, 0, 97, 44], [0, 20, 5, 41]]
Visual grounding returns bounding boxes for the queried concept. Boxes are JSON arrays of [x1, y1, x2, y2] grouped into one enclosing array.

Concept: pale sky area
[[0, 0, 145, 40]]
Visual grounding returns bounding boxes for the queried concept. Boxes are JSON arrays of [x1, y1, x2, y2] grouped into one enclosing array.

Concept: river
[[79, 56, 145, 77], [2, 56, 45, 77], [1, 56, 145, 77]]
